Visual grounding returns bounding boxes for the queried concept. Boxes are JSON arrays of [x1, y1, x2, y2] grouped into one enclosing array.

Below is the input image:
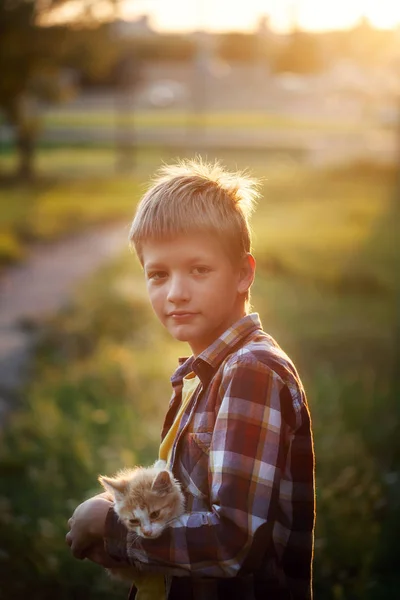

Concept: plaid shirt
[[105, 313, 315, 600]]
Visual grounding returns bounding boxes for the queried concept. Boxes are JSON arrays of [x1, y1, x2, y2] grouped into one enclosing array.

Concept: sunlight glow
[[121, 0, 400, 33]]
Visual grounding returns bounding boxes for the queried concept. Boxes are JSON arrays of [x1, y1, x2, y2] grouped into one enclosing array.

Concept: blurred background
[[0, 1, 399, 598]]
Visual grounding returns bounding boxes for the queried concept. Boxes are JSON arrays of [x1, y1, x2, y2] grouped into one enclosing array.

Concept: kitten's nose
[[142, 528, 152, 537]]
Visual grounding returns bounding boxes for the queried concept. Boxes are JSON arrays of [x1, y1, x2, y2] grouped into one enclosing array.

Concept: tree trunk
[[16, 128, 35, 181], [6, 95, 38, 181]]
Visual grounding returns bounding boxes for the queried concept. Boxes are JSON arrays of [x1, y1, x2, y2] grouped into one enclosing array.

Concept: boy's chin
[[172, 332, 191, 342], [167, 326, 194, 343]]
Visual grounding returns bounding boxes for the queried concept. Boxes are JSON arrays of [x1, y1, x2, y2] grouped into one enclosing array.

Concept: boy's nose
[[167, 275, 190, 303]]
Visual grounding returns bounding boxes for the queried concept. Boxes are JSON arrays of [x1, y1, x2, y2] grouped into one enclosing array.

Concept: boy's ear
[[237, 253, 256, 295]]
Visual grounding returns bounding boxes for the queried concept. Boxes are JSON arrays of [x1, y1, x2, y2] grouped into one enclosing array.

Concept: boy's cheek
[[147, 288, 164, 310], [151, 300, 166, 323]]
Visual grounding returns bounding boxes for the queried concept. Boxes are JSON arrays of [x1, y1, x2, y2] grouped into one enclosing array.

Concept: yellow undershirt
[[135, 372, 200, 600], [136, 373, 200, 600], [159, 372, 201, 466]]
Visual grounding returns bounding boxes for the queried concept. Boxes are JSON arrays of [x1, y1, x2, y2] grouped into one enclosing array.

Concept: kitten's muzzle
[[142, 528, 153, 537]]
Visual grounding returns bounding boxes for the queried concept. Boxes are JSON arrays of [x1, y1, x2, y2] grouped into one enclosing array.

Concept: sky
[[121, 0, 400, 33]]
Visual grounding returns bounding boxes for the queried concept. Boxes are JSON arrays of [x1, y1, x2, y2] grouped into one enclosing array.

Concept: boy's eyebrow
[[145, 255, 212, 271], [144, 262, 166, 271]]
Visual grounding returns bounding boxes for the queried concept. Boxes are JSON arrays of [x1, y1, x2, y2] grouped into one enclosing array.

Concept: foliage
[[274, 30, 323, 74], [321, 19, 398, 69], [217, 33, 261, 62], [253, 164, 400, 598], [62, 24, 123, 88], [0, 230, 26, 265], [0, 260, 178, 599], [128, 34, 196, 63]]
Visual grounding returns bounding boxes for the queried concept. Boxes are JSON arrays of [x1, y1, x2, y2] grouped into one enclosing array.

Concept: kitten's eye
[[150, 510, 160, 520], [129, 518, 140, 525]]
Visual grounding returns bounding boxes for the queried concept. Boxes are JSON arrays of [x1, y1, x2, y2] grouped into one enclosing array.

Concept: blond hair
[[129, 157, 259, 265]]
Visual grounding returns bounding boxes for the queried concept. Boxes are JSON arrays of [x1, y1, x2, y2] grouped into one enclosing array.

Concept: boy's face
[[141, 232, 254, 356]]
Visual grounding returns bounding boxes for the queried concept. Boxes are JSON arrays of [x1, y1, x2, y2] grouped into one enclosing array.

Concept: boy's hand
[[66, 496, 113, 559]]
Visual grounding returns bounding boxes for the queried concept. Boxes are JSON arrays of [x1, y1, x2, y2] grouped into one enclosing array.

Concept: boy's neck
[[190, 307, 248, 357]]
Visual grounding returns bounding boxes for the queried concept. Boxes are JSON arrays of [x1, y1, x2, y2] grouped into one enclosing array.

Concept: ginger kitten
[[98, 460, 185, 589]]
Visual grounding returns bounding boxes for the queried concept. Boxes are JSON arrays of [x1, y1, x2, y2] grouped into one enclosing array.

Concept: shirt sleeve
[[104, 355, 292, 577]]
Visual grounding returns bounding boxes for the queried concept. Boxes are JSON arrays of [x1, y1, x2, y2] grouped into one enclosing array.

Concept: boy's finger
[[66, 530, 89, 559], [70, 539, 87, 560], [65, 531, 72, 547]]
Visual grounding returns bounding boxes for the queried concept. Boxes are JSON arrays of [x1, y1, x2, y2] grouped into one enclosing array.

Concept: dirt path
[[0, 222, 129, 419]]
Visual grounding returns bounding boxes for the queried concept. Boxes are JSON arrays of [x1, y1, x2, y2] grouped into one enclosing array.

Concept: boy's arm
[[104, 356, 306, 577]]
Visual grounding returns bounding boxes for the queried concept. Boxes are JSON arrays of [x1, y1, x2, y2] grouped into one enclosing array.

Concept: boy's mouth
[[168, 311, 197, 319]]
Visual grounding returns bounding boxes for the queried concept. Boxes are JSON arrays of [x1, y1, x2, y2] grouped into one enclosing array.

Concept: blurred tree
[[0, 0, 119, 180], [113, 50, 141, 172], [134, 34, 196, 62], [274, 30, 323, 74], [217, 33, 259, 62], [63, 24, 122, 88]]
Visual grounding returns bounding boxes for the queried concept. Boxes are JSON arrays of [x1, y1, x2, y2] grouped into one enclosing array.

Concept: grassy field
[[0, 155, 399, 598], [0, 174, 141, 262], [42, 109, 372, 134]]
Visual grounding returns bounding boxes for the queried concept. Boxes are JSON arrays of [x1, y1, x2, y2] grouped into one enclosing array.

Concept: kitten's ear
[[98, 475, 128, 499], [153, 459, 167, 470], [152, 470, 173, 496]]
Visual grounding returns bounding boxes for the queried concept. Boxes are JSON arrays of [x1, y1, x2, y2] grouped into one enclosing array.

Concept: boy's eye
[[129, 518, 140, 525], [192, 266, 210, 275], [150, 510, 160, 520], [148, 271, 167, 281]]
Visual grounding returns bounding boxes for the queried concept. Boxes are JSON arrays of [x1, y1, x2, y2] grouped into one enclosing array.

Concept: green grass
[[43, 109, 372, 134], [0, 175, 141, 264], [255, 166, 398, 293], [0, 260, 177, 599]]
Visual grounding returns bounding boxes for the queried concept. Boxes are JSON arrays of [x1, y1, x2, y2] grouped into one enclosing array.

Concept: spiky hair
[[129, 157, 259, 264]]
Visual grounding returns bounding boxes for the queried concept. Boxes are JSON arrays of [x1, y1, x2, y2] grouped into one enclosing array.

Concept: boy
[[66, 159, 315, 599]]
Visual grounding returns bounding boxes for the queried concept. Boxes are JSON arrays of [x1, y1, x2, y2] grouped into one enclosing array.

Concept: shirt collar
[[171, 313, 262, 386]]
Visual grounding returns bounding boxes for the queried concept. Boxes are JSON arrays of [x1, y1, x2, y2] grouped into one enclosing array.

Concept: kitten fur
[[98, 460, 185, 585]]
